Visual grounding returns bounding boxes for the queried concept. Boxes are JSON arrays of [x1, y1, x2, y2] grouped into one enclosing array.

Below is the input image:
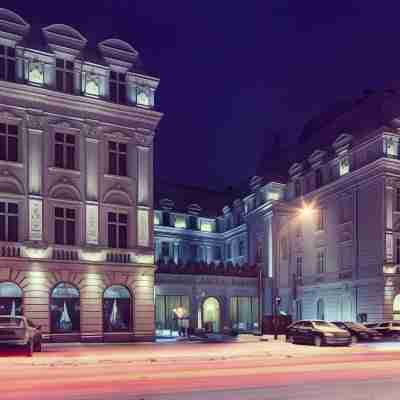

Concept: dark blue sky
[[5, 1, 400, 189]]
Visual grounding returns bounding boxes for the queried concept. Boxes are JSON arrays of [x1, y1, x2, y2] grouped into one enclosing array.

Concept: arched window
[[0, 282, 22, 316], [50, 283, 80, 333], [203, 297, 221, 333], [393, 294, 400, 320], [316, 298, 325, 320], [103, 285, 132, 332]]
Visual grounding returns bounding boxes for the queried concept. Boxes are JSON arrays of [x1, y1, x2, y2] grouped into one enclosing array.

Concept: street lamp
[[273, 202, 315, 340]]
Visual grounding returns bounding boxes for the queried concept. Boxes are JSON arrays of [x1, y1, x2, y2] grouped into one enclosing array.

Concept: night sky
[[4, 1, 400, 189]]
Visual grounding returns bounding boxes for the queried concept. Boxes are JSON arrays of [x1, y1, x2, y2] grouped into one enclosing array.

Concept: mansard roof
[[155, 180, 238, 218]]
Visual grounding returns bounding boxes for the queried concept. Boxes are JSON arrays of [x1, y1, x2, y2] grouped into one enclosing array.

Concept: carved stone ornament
[[26, 113, 44, 130], [134, 133, 153, 147], [0, 110, 22, 122]]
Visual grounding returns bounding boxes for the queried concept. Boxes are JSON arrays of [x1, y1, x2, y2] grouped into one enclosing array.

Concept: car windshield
[[313, 321, 334, 327], [344, 322, 368, 330], [0, 317, 24, 328], [392, 322, 400, 327]]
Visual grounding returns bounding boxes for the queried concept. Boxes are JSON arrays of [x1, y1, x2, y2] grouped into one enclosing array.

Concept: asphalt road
[[1, 340, 400, 400]]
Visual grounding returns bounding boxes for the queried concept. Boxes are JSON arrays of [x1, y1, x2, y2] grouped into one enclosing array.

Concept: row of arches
[[0, 282, 133, 333]]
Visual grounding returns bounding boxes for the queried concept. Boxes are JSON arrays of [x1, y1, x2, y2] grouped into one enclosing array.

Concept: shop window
[[393, 294, 400, 320], [230, 297, 259, 331], [316, 298, 325, 320], [50, 283, 80, 333], [0, 282, 22, 316], [155, 295, 190, 336], [103, 285, 131, 332]]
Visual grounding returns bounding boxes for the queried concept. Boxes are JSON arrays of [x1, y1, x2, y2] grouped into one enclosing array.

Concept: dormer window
[[339, 157, 350, 176], [56, 59, 74, 94], [384, 136, 398, 159], [0, 45, 16, 82], [136, 87, 150, 107], [82, 71, 100, 97], [109, 71, 127, 104], [28, 60, 44, 85]]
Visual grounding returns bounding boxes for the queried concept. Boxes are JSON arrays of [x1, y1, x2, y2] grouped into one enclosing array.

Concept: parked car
[[0, 316, 42, 356], [285, 320, 351, 346], [364, 322, 379, 329], [330, 321, 383, 343], [371, 321, 400, 340]]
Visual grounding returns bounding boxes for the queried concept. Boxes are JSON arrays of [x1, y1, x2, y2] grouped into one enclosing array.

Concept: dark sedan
[[286, 320, 351, 346], [372, 321, 400, 340], [331, 321, 382, 343]]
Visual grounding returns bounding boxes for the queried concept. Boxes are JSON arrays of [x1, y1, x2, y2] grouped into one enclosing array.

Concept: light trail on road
[[1, 342, 400, 399]]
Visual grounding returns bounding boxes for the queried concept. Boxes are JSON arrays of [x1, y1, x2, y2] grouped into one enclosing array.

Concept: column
[[86, 138, 99, 246], [385, 179, 394, 264]]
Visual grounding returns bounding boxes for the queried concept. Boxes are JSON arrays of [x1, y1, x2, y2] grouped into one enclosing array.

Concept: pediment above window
[[333, 133, 353, 156], [0, 173, 24, 195], [289, 162, 304, 178], [49, 182, 81, 201], [308, 149, 327, 168], [43, 24, 87, 58], [0, 8, 30, 44], [103, 188, 132, 206], [98, 38, 138, 71]]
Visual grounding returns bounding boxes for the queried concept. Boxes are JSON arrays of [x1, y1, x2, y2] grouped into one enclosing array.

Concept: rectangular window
[[162, 212, 170, 227], [315, 169, 323, 188], [0, 45, 16, 82], [0, 202, 18, 242], [107, 212, 128, 249], [54, 207, 75, 245], [230, 297, 259, 330], [238, 240, 244, 256], [316, 209, 325, 231], [296, 256, 303, 278], [109, 71, 127, 104], [226, 243, 232, 259], [0, 123, 18, 162], [396, 238, 400, 265], [214, 246, 221, 260], [317, 250, 325, 274], [108, 141, 127, 176], [339, 158, 350, 176], [190, 244, 198, 261], [54, 132, 75, 169], [189, 216, 198, 230], [294, 181, 301, 197], [161, 242, 170, 258], [396, 189, 400, 212], [56, 59, 74, 94]]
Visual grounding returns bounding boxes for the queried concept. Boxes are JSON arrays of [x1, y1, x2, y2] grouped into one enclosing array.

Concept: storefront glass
[[0, 282, 22, 316], [155, 295, 190, 336], [103, 285, 131, 332], [230, 296, 259, 331]]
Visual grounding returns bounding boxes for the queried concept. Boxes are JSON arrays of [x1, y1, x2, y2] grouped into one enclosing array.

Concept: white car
[[0, 316, 42, 356]]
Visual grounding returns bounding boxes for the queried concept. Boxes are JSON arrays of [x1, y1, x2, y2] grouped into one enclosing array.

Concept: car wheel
[[286, 335, 294, 344], [25, 341, 33, 357], [351, 335, 358, 344], [34, 339, 42, 352], [314, 335, 322, 347]]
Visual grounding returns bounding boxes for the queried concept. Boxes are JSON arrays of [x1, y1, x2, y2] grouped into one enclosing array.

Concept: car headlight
[[323, 332, 334, 337]]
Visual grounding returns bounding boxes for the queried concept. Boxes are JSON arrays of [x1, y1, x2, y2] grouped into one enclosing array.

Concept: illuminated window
[[200, 221, 213, 232], [56, 58, 74, 94], [108, 212, 127, 249], [155, 295, 190, 335], [0, 202, 18, 242], [230, 297, 259, 330], [393, 294, 400, 320], [0, 45, 16, 82], [384, 136, 397, 159], [109, 71, 127, 104], [82, 72, 100, 96], [0, 123, 18, 162], [174, 215, 186, 229], [103, 285, 131, 332], [55, 132, 75, 169], [268, 191, 280, 201], [28, 60, 44, 85], [0, 282, 22, 316], [54, 207, 75, 245], [50, 283, 80, 333], [339, 158, 350, 176], [136, 88, 150, 106], [108, 141, 127, 176], [154, 213, 160, 225]]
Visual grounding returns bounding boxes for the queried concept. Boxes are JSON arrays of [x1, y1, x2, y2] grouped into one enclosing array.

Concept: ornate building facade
[[0, 9, 161, 342]]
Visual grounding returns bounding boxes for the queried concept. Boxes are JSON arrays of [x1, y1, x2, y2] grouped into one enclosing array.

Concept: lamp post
[[272, 202, 315, 340]]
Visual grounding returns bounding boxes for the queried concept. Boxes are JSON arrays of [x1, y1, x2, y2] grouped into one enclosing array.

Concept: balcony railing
[[0, 243, 21, 258], [52, 247, 79, 261], [106, 251, 132, 264]]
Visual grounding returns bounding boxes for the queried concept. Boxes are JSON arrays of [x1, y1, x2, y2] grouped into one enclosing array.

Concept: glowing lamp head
[[299, 204, 314, 218]]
